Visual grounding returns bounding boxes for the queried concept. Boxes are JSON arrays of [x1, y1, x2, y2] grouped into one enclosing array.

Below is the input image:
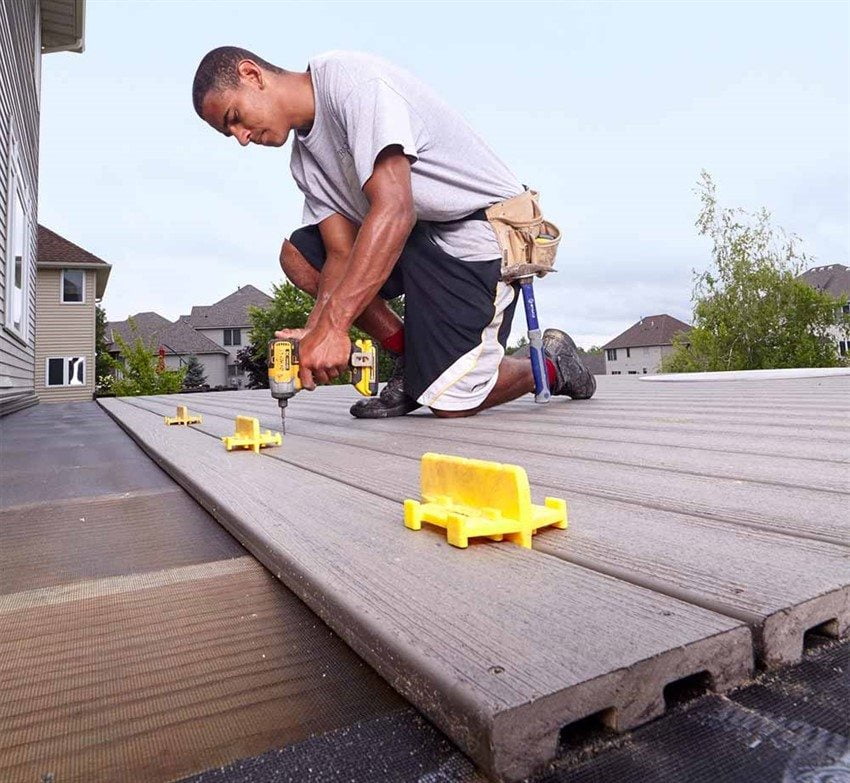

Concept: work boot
[[350, 354, 422, 418], [542, 328, 597, 399]]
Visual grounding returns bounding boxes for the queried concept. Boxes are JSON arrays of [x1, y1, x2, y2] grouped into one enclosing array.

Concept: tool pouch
[[485, 189, 561, 282]]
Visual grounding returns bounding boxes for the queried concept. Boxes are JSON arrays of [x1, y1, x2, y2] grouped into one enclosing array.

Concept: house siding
[[0, 0, 40, 414], [196, 326, 247, 387], [605, 345, 673, 375], [164, 353, 227, 388], [35, 268, 96, 402]]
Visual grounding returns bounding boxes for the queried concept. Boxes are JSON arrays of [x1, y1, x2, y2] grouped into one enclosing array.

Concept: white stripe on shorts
[[417, 282, 516, 411]]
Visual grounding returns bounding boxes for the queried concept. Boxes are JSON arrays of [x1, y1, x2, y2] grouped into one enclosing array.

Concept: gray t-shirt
[[289, 51, 523, 262]]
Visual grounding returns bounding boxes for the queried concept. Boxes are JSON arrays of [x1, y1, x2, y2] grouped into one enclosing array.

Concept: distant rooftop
[[107, 312, 227, 357], [188, 285, 272, 329], [603, 314, 691, 350], [798, 264, 850, 299]]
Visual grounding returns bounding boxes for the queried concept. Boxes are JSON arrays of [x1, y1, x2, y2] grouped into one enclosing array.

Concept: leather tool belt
[[484, 189, 561, 282]]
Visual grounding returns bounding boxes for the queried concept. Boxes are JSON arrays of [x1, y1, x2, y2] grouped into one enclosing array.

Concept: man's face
[[201, 66, 291, 148]]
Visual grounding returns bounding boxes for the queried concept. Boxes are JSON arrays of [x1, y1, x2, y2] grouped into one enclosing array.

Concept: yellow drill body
[[268, 337, 378, 432]]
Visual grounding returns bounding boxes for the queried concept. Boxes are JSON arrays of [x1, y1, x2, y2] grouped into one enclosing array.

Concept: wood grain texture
[[99, 397, 753, 782], [126, 393, 850, 670], [148, 392, 849, 546], [0, 558, 403, 783]]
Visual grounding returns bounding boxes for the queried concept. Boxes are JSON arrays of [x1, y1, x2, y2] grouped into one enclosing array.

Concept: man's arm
[[314, 146, 415, 332], [277, 145, 415, 388], [305, 213, 359, 328]]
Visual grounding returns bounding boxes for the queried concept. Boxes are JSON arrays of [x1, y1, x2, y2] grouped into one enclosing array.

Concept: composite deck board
[[1, 488, 245, 592], [0, 558, 403, 783], [165, 394, 849, 492], [220, 393, 847, 462], [99, 397, 753, 782], [149, 393, 849, 546], [126, 394, 850, 669], [274, 393, 849, 448]]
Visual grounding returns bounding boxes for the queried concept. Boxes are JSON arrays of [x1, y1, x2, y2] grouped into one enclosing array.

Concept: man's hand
[[274, 326, 351, 389]]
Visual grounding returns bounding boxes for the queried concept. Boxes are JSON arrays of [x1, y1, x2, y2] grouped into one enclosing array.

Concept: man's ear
[[237, 59, 264, 89]]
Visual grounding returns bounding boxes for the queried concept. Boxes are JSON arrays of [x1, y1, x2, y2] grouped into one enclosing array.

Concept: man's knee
[[279, 239, 318, 295], [430, 406, 479, 419]]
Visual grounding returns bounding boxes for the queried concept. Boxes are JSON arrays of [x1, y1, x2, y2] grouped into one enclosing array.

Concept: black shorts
[[288, 222, 519, 410]]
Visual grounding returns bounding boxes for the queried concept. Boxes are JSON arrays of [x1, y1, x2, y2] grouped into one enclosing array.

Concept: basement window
[[61, 269, 85, 303], [46, 357, 85, 387]]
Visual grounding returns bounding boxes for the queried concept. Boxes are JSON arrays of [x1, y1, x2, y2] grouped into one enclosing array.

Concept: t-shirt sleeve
[[302, 192, 336, 225], [339, 78, 425, 189]]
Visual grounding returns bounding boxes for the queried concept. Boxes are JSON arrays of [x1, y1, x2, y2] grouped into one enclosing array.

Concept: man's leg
[[280, 239, 402, 341], [430, 355, 534, 418]]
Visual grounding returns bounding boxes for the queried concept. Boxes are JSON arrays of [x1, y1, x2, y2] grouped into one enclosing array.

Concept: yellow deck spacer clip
[[221, 415, 282, 453], [164, 405, 202, 426], [404, 453, 567, 549]]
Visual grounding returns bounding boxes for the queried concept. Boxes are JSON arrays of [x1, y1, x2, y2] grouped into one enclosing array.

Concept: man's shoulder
[[310, 50, 402, 90]]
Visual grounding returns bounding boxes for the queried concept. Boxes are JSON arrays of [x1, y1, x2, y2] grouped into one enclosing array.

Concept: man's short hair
[[192, 46, 283, 116]]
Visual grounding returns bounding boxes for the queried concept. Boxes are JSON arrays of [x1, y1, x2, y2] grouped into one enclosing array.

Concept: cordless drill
[[268, 337, 378, 433]]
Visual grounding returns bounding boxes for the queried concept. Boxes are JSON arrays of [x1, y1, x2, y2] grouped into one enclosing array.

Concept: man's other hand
[[274, 326, 351, 389]]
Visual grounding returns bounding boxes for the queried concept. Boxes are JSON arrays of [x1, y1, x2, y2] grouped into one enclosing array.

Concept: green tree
[[182, 355, 207, 390], [236, 344, 269, 389], [105, 318, 185, 396], [662, 172, 848, 372], [95, 305, 112, 390]]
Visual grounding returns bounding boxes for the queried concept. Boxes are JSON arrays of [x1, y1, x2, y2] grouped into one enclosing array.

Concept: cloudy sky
[[40, 0, 848, 349]]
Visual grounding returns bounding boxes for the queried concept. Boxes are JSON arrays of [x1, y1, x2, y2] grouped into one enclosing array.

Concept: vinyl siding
[[0, 0, 40, 414], [164, 353, 227, 388], [34, 268, 95, 402], [605, 344, 673, 375], [196, 326, 248, 387]]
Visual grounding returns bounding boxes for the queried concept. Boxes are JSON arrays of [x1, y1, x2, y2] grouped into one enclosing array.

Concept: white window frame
[[223, 328, 242, 346], [45, 356, 86, 387], [4, 133, 34, 343], [61, 269, 86, 304]]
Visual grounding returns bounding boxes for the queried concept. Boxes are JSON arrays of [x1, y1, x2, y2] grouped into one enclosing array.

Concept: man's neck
[[276, 70, 315, 133]]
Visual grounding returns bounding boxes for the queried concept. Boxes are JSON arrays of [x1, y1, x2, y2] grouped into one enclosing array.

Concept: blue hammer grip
[[519, 281, 551, 403]]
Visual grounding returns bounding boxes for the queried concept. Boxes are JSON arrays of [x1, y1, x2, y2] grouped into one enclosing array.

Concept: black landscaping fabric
[[179, 640, 849, 783]]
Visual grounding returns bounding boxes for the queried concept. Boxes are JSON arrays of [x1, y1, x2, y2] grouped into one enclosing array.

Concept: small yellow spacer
[[164, 405, 202, 426], [221, 415, 282, 453], [403, 453, 568, 550]]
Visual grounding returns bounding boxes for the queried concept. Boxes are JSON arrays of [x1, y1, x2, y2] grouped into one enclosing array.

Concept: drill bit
[[278, 398, 288, 435]]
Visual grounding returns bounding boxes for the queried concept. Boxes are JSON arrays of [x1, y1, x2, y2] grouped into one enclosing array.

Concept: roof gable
[[798, 264, 850, 299], [107, 312, 228, 356], [38, 225, 109, 267], [37, 225, 112, 298], [188, 285, 272, 328], [603, 314, 691, 350]]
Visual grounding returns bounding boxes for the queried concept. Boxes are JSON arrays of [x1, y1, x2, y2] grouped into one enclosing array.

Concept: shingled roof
[[798, 264, 850, 299], [603, 314, 691, 350], [37, 225, 112, 297], [188, 285, 272, 328], [107, 312, 227, 356]]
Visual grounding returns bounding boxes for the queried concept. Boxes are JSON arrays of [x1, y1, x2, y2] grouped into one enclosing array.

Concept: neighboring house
[[1, 0, 86, 416], [602, 314, 691, 375], [797, 263, 850, 358], [106, 312, 229, 388], [35, 225, 111, 402], [578, 351, 605, 376], [186, 285, 272, 388]]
